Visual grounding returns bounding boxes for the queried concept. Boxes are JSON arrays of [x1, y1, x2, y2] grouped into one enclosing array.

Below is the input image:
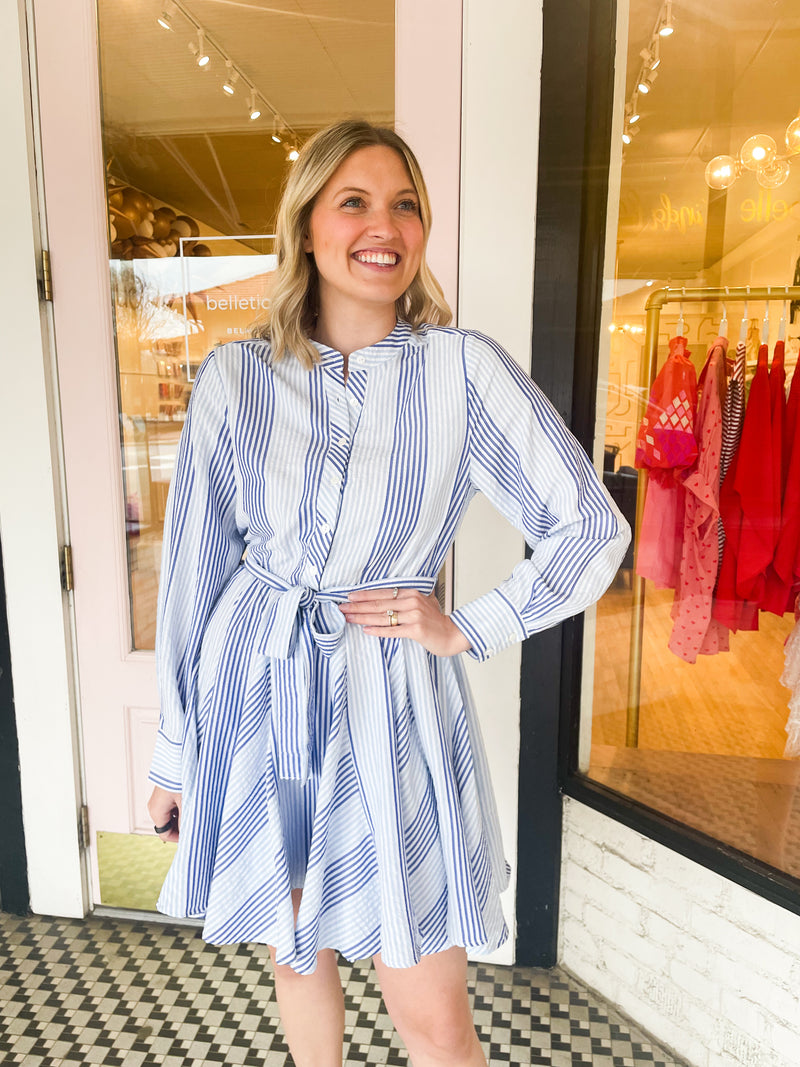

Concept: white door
[[33, 0, 461, 910]]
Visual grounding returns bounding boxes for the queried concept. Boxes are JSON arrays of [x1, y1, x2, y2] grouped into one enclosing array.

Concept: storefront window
[[98, 0, 394, 649], [584, 0, 800, 879]]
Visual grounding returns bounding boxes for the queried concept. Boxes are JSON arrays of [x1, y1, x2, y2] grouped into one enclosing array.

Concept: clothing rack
[[624, 285, 800, 747]]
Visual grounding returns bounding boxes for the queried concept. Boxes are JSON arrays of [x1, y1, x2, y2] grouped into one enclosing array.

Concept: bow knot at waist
[[241, 560, 435, 781]]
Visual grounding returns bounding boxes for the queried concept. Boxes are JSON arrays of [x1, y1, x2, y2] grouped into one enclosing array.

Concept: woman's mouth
[[352, 250, 400, 266]]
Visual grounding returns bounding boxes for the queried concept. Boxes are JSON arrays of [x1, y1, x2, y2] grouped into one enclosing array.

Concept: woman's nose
[[367, 206, 399, 238]]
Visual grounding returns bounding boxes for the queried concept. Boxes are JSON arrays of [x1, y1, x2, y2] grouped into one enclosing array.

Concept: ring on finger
[[387, 609, 399, 627]]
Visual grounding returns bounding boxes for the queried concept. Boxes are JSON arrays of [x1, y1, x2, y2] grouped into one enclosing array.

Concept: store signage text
[[739, 191, 788, 223], [648, 195, 704, 234], [204, 295, 270, 311]]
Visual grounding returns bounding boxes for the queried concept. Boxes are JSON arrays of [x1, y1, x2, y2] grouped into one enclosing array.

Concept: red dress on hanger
[[715, 343, 776, 630], [635, 336, 698, 588], [669, 338, 729, 662], [772, 359, 800, 614], [761, 340, 788, 614]]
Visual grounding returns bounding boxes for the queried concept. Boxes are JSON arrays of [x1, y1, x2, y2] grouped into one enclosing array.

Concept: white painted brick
[[601, 851, 654, 900], [641, 910, 681, 952], [562, 829, 606, 873], [769, 1019, 800, 1066], [562, 861, 644, 929], [724, 963, 800, 1026], [719, 991, 770, 1042], [669, 959, 719, 1007], [561, 801, 800, 1067]]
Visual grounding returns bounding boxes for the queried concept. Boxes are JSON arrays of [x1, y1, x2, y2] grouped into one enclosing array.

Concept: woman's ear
[[303, 232, 313, 253]]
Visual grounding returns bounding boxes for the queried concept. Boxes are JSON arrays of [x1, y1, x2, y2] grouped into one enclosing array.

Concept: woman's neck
[[313, 305, 397, 358]]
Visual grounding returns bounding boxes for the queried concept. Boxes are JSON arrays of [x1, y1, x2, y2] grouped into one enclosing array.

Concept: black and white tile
[[0, 914, 688, 1066]]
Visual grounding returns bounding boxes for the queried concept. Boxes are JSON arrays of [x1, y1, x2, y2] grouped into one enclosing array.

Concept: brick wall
[[559, 797, 800, 1067]]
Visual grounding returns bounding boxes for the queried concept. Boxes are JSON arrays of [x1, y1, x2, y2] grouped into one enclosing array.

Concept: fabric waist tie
[[242, 560, 436, 782]]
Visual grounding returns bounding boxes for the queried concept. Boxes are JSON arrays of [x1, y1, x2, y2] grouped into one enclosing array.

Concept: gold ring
[[388, 610, 399, 626]]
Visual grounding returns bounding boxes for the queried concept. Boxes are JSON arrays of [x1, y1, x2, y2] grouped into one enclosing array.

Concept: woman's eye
[[342, 196, 364, 208], [397, 199, 419, 214]]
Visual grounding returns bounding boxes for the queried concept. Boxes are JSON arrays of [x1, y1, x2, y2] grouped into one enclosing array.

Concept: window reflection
[[98, 0, 394, 650], [586, 0, 800, 879]]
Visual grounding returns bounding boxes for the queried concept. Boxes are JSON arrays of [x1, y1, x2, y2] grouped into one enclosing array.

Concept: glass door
[[37, 0, 397, 910]]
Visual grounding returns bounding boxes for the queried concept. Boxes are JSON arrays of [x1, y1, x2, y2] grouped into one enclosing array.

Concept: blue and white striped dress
[[149, 320, 629, 974]]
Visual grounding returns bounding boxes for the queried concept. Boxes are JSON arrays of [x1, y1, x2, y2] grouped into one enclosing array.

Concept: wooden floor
[[588, 580, 800, 878]]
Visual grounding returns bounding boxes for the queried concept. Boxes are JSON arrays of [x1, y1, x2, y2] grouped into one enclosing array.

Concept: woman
[[148, 119, 629, 1066]]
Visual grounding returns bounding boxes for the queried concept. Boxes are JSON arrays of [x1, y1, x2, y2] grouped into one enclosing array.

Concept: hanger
[[719, 290, 728, 338], [761, 300, 770, 344], [779, 300, 787, 341], [739, 292, 748, 344], [676, 287, 685, 337]]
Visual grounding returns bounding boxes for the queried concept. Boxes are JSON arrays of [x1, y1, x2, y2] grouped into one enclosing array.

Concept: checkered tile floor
[[0, 913, 688, 1066]]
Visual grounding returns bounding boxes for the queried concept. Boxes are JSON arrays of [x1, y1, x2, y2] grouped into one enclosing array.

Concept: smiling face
[[303, 145, 425, 329]]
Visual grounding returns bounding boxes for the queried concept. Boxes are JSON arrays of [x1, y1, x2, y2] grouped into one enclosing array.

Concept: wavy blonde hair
[[252, 119, 452, 368]]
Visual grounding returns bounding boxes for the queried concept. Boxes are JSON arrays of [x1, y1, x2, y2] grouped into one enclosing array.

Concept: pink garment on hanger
[[669, 338, 730, 662], [636, 337, 698, 588]]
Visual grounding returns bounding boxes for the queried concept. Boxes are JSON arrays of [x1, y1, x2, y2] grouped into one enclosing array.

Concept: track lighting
[[287, 147, 299, 162], [222, 62, 239, 95], [157, 11, 172, 30], [637, 70, 657, 95], [248, 92, 261, 121], [190, 31, 209, 67], [659, 0, 674, 36]]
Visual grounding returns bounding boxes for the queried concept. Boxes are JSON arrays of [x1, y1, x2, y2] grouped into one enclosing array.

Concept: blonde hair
[[252, 119, 452, 368]]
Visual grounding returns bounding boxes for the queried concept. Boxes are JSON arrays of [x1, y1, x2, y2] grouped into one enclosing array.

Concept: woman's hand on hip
[[148, 785, 182, 843], [339, 588, 472, 657]]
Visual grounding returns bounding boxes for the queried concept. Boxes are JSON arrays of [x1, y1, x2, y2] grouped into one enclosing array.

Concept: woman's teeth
[[354, 251, 398, 265]]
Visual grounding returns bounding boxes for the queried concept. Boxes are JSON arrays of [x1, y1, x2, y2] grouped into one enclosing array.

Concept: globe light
[[704, 155, 738, 190], [739, 134, 777, 171], [757, 158, 791, 189], [786, 116, 800, 155]]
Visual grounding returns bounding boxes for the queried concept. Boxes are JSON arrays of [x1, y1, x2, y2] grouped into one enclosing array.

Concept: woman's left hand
[[339, 588, 472, 657]]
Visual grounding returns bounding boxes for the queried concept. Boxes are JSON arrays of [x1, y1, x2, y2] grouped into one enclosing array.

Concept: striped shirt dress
[[149, 320, 629, 974]]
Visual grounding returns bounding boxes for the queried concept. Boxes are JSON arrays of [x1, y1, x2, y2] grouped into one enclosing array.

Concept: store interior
[[587, 0, 800, 880]]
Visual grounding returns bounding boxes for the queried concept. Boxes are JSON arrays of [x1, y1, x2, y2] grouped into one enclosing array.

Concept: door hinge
[[60, 544, 74, 592], [39, 248, 53, 302], [78, 805, 90, 850]]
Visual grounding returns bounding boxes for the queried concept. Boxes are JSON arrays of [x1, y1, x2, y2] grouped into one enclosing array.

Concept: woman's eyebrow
[[333, 186, 418, 197]]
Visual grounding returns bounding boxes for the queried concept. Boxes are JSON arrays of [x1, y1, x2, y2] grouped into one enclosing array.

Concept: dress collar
[[312, 320, 422, 365]]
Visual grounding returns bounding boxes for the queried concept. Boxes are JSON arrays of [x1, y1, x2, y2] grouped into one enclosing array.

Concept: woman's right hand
[[148, 785, 182, 843]]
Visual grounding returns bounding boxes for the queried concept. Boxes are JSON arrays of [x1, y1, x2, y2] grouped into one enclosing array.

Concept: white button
[[319, 520, 331, 533], [508, 633, 516, 642], [336, 435, 348, 447], [486, 648, 495, 656], [354, 355, 366, 365]]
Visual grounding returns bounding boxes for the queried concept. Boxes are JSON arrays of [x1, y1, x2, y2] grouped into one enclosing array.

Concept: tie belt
[[242, 559, 435, 781]]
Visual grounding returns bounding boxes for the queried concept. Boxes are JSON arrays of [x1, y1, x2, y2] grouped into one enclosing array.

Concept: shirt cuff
[[450, 588, 528, 662], [148, 731, 183, 793]]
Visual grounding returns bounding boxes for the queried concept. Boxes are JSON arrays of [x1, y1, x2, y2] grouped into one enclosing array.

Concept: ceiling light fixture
[[705, 120, 799, 190], [222, 62, 239, 95], [157, 11, 172, 30], [659, 0, 674, 36], [286, 146, 299, 162], [271, 122, 283, 144], [248, 92, 261, 121], [637, 70, 657, 94]]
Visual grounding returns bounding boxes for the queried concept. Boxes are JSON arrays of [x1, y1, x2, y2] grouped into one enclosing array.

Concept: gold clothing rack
[[625, 285, 800, 747]]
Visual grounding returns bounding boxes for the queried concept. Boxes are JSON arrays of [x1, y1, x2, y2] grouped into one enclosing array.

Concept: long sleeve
[[450, 332, 630, 661], [149, 354, 246, 790]]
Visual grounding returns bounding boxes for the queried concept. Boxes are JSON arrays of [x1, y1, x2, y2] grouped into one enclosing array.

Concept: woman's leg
[[268, 889, 345, 1067], [373, 946, 487, 1066]]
